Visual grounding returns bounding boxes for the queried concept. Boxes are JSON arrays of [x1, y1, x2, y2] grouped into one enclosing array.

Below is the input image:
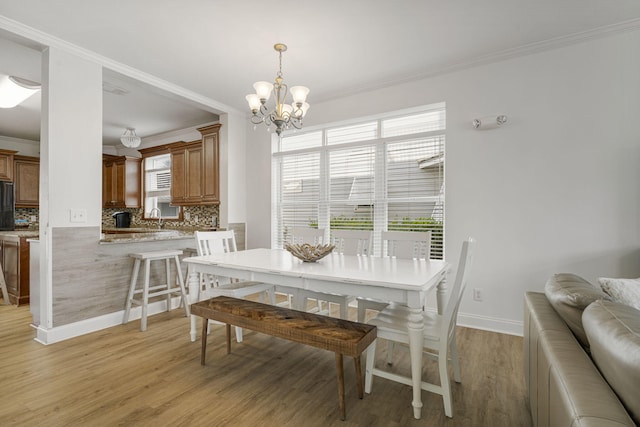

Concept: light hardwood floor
[[0, 299, 532, 426]]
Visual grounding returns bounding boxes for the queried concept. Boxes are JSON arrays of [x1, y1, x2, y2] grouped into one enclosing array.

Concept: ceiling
[[1, 1, 640, 146]]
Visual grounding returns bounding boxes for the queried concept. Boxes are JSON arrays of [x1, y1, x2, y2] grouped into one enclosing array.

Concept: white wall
[[245, 28, 640, 334], [0, 135, 39, 156], [41, 47, 102, 228]]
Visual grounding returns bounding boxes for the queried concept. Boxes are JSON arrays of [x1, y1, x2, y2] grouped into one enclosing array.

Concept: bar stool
[[123, 249, 190, 331], [0, 260, 9, 304]]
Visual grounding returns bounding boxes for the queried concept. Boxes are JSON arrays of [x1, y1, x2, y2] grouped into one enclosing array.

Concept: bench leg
[[226, 324, 231, 354], [354, 355, 364, 399], [335, 353, 346, 421], [200, 317, 208, 366]]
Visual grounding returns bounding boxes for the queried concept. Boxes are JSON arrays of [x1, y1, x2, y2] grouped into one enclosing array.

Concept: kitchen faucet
[[149, 207, 164, 229]]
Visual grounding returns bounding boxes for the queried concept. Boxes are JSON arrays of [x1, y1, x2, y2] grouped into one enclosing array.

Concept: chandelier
[[120, 128, 141, 148], [246, 43, 309, 136]]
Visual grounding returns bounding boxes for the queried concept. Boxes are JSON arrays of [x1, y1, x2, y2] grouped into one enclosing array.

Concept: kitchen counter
[[99, 227, 217, 244], [0, 229, 39, 238]]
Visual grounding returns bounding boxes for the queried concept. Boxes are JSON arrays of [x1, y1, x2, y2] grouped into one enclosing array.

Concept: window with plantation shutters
[[143, 153, 180, 219], [272, 103, 445, 259]]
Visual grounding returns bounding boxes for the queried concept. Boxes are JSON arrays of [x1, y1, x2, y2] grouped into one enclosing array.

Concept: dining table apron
[[183, 247, 450, 420]]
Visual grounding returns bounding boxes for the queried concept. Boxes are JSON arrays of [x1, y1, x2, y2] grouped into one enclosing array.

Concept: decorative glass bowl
[[284, 243, 335, 262]]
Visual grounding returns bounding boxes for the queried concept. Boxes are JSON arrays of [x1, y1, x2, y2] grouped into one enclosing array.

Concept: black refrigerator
[[0, 181, 15, 231]]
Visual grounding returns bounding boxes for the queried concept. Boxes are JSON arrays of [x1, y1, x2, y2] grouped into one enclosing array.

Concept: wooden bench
[[190, 296, 377, 421]]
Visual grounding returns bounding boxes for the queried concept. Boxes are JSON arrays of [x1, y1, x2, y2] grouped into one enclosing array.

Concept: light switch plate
[[70, 208, 87, 223]]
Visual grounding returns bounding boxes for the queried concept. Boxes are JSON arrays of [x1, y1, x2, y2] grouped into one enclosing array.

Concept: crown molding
[[0, 14, 242, 116], [313, 18, 640, 105]]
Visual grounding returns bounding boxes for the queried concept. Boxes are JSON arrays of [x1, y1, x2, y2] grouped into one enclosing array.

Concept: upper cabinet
[[170, 141, 203, 206], [198, 124, 220, 204], [0, 149, 17, 181], [14, 155, 39, 208], [169, 124, 220, 206], [102, 155, 141, 208]]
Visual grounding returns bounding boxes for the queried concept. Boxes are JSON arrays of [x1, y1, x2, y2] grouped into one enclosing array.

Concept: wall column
[[37, 46, 102, 341]]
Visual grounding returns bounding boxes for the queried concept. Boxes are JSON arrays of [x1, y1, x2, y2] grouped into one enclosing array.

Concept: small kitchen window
[[142, 153, 180, 219]]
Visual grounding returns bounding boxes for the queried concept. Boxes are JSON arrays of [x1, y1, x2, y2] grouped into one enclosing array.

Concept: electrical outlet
[[69, 208, 87, 223], [184, 212, 191, 220], [30, 215, 37, 223], [473, 288, 483, 302], [194, 215, 199, 222]]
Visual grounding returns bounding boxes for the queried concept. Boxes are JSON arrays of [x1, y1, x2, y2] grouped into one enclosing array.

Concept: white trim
[[421, 307, 523, 336], [312, 18, 640, 104], [0, 14, 240, 116], [457, 312, 523, 337], [33, 298, 183, 345]]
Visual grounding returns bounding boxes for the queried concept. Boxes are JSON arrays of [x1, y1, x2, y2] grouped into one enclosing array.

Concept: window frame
[[272, 103, 446, 259], [139, 145, 182, 221]]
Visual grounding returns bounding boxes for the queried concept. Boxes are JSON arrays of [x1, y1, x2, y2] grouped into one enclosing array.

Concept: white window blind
[[272, 103, 445, 259], [143, 153, 180, 218]]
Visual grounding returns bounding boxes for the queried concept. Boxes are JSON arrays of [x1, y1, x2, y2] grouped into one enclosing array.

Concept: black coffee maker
[[113, 211, 131, 228]]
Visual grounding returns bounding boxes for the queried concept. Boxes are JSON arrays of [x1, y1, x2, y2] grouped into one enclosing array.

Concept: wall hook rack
[[473, 115, 507, 130]]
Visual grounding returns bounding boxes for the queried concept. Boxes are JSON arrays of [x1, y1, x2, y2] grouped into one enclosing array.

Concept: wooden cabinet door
[[1, 238, 19, 301], [0, 149, 16, 181], [199, 124, 220, 204], [103, 160, 116, 207], [103, 156, 141, 208], [170, 149, 186, 203], [185, 144, 202, 202], [170, 141, 202, 205], [14, 156, 39, 207]]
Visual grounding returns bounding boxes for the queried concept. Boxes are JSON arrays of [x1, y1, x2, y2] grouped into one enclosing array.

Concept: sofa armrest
[[524, 292, 634, 426]]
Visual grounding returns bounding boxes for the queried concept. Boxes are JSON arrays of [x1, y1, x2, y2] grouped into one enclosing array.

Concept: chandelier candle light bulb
[[246, 43, 310, 135]]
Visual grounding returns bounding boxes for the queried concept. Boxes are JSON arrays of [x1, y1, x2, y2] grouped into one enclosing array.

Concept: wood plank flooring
[[0, 300, 532, 426]]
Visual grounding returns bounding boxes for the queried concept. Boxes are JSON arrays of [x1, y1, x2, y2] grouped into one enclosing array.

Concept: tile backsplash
[[16, 208, 39, 228], [102, 205, 219, 229], [14, 206, 218, 230]]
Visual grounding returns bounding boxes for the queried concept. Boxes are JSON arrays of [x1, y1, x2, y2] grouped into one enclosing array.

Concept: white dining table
[[183, 247, 450, 419]]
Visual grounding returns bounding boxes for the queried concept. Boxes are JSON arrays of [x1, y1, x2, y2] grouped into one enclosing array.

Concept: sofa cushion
[[598, 277, 640, 310], [544, 273, 610, 348], [583, 300, 640, 425]]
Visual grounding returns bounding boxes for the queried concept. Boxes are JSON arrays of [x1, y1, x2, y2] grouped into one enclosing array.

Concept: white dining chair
[[297, 229, 371, 319], [195, 230, 276, 342], [357, 230, 432, 322], [364, 238, 475, 418]]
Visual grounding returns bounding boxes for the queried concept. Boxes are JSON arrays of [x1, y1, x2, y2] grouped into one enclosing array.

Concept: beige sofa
[[524, 273, 639, 426]]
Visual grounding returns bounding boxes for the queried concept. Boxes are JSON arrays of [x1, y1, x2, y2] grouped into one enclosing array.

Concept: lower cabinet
[[0, 234, 30, 306]]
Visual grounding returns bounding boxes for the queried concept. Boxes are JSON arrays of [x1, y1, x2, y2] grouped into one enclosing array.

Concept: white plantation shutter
[[273, 103, 445, 259]]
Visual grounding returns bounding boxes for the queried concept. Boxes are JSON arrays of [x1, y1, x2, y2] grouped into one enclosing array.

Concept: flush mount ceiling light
[[0, 75, 41, 108], [246, 43, 310, 136], [120, 128, 141, 148]]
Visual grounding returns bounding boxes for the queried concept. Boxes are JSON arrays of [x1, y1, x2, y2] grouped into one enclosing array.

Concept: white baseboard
[[457, 312, 523, 336], [33, 299, 523, 345], [34, 298, 184, 345]]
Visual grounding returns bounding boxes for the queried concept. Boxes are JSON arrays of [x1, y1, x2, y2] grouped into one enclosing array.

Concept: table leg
[[408, 304, 424, 419], [436, 274, 448, 315], [354, 355, 364, 399], [200, 317, 208, 366], [226, 324, 231, 354], [335, 353, 346, 421], [188, 265, 200, 342]]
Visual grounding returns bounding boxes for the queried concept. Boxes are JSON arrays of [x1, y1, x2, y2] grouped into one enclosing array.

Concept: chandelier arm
[[247, 42, 308, 135], [250, 115, 264, 125]]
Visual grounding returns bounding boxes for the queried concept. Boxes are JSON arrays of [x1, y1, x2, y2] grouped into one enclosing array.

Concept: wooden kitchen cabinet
[[102, 155, 141, 208], [198, 124, 220, 204], [14, 155, 39, 207], [0, 149, 17, 181], [170, 141, 203, 205], [0, 234, 30, 306]]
